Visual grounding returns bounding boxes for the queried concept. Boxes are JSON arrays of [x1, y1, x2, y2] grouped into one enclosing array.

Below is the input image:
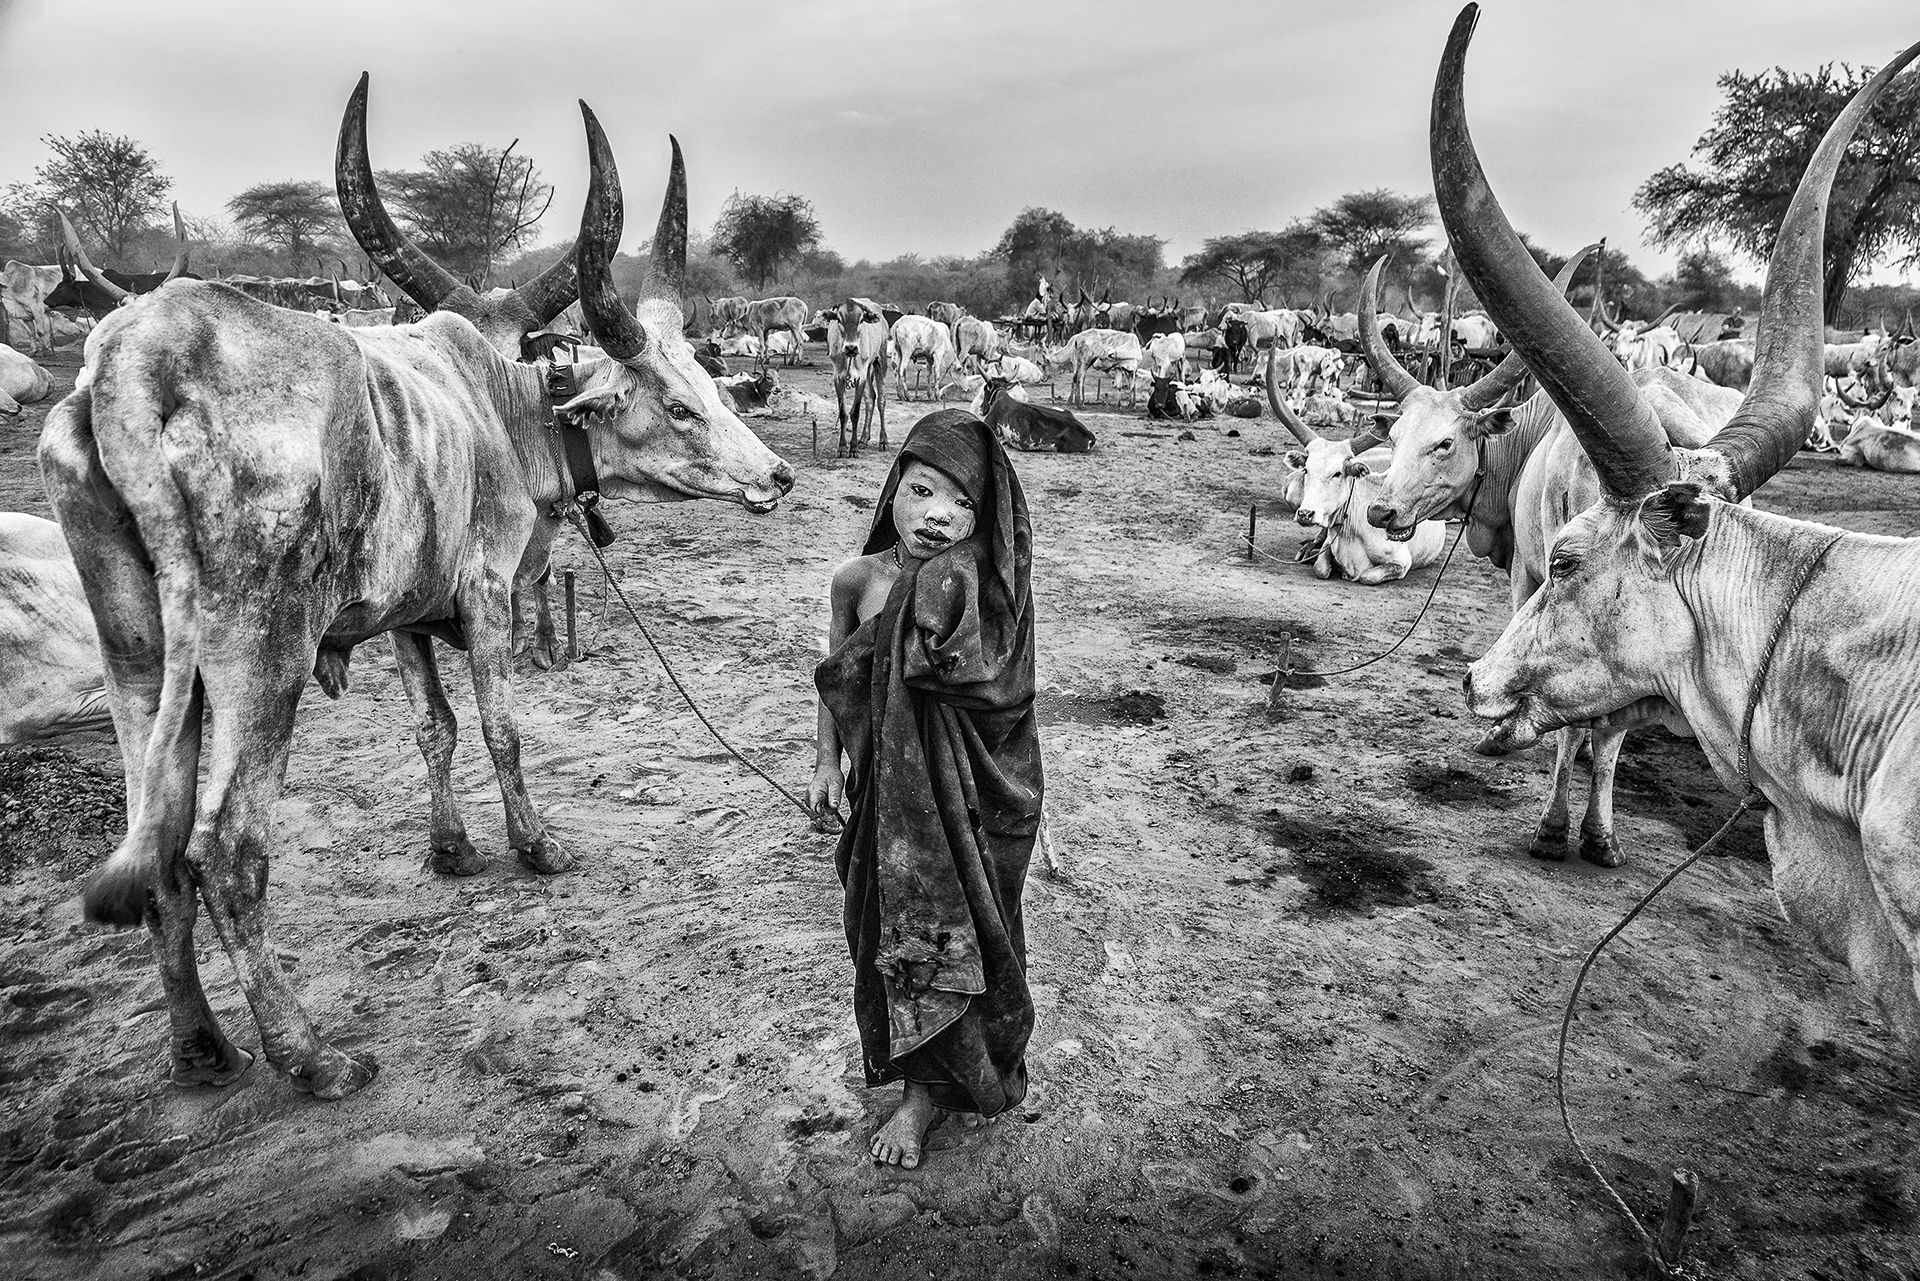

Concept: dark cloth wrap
[[816, 410, 1043, 1116]]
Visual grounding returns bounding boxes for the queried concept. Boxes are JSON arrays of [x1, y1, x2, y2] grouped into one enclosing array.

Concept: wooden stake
[[1246, 504, 1257, 559], [1655, 1169, 1700, 1272], [1266, 632, 1293, 709], [563, 569, 578, 660]]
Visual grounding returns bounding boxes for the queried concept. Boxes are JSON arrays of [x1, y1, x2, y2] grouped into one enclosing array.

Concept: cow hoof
[[1471, 730, 1512, 758], [1579, 829, 1627, 868], [1528, 823, 1569, 861], [170, 1040, 254, 1089], [517, 837, 574, 876], [429, 838, 488, 877], [288, 1047, 379, 1101]]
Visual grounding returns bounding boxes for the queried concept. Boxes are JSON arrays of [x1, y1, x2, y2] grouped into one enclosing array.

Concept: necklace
[[891, 541, 904, 570]]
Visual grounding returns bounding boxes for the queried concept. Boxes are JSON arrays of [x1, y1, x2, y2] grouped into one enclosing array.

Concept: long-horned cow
[[1362, 230, 1748, 866], [40, 79, 793, 1100], [1438, 8, 1920, 1038], [745, 296, 808, 366]]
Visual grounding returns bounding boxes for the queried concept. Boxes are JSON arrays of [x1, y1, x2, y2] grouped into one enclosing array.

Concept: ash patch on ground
[[0, 748, 124, 882], [1263, 811, 1441, 914], [1037, 689, 1168, 727], [1403, 761, 1517, 809]]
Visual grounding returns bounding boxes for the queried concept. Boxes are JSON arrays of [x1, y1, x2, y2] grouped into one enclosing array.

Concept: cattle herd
[[2, 4, 1920, 1268]]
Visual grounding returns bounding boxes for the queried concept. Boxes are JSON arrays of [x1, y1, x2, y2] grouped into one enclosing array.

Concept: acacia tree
[[1635, 61, 1920, 319], [32, 130, 172, 262], [1310, 189, 1434, 277], [710, 191, 821, 288], [377, 141, 553, 281], [227, 180, 343, 270], [1180, 225, 1325, 302], [991, 206, 1163, 303]]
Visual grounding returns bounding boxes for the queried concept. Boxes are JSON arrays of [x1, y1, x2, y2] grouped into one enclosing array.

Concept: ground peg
[[564, 568, 578, 661]]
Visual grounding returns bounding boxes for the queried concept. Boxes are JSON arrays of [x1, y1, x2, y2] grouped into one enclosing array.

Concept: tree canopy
[[226, 180, 343, 271], [992, 206, 1163, 303], [1309, 189, 1434, 278], [1634, 60, 1920, 320], [376, 142, 553, 282], [1179, 225, 1326, 304], [32, 130, 173, 262], [710, 191, 821, 289]]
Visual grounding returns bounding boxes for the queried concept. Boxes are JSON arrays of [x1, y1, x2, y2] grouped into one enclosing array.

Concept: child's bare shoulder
[[829, 551, 889, 600]]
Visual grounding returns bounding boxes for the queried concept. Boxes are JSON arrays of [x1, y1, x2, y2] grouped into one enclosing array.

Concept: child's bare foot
[[870, 1081, 941, 1168]]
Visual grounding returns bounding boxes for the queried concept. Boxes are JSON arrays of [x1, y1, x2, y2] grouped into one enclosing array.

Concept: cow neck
[[1665, 508, 1854, 797], [538, 356, 617, 548], [1461, 391, 1559, 568]]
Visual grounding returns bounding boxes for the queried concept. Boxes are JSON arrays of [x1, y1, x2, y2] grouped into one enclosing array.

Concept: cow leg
[[1855, 789, 1920, 1041], [873, 372, 888, 449], [40, 403, 251, 1086], [459, 571, 572, 876], [391, 631, 486, 876], [512, 514, 564, 669], [1528, 728, 1579, 860], [1576, 726, 1630, 868], [190, 645, 376, 1099], [834, 371, 852, 457]]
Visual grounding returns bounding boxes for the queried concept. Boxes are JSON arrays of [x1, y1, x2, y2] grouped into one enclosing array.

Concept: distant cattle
[[46, 204, 198, 319], [980, 378, 1095, 453], [1836, 417, 1920, 472], [2, 261, 61, 352], [828, 297, 891, 453], [953, 315, 1000, 370], [1050, 327, 1143, 406], [744, 296, 808, 364], [890, 314, 957, 400], [717, 368, 779, 415], [1687, 338, 1755, 390], [0, 513, 110, 743], [710, 295, 748, 336]]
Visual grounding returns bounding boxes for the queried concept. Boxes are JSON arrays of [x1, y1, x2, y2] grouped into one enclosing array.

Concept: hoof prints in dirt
[[1264, 811, 1441, 913], [0, 747, 125, 881]]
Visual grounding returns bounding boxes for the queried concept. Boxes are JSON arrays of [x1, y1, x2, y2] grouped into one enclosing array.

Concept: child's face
[[891, 459, 978, 559]]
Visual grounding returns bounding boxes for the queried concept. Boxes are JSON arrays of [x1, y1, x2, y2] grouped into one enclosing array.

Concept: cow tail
[[82, 364, 205, 930]]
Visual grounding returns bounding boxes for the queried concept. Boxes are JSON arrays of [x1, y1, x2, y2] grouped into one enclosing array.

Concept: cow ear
[[1637, 482, 1712, 548], [1284, 449, 1307, 469], [1371, 413, 1398, 435], [1469, 405, 1517, 438], [1341, 457, 1371, 478]]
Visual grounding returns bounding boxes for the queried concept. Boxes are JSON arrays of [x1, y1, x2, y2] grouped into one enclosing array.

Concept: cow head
[[1266, 344, 1388, 528], [1364, 245, 1597, 539], [556, 104, 793, 514], [50, 205, 190, 315], [1430, 5, 1917, 740], [337, 73, 578, 357], [829, 298, 881, 356]]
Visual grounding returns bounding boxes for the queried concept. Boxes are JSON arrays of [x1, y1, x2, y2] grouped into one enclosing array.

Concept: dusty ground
[[2, 344, 1916, 1281]]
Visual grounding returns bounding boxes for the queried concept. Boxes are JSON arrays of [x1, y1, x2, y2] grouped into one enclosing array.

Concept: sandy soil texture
[[2, 346, 1916, 1280]]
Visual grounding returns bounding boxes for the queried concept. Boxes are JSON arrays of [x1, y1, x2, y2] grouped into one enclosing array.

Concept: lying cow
[[980, 377, 1095, 452], [717, 368, 778, 415], [0, 342, 54, 415], [1270, 359, 1444, 584], [1836, 417, 1920, 472], [0, 512, 111, 742]]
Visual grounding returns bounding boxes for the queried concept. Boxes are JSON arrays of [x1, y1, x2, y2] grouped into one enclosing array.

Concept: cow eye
[[667, 402, 694, 420], [1432, 438, 1454, 455], [1549, 553, 1579, 580]]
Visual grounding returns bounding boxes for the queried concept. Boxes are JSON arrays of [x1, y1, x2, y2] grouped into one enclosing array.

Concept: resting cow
[[0, 343, 53, 416], [0, 513, 110, 742], [43, 81, 793, 1100], [1836, 417, 1920, 472], [980, 377, 1095, 452]]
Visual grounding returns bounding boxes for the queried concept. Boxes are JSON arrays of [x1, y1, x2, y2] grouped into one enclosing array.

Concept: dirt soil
[[2, 348, 1917, 1281]]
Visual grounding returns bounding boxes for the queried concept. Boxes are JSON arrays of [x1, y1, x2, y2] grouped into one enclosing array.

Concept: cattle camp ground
[[3, 337, 1918, 1279]]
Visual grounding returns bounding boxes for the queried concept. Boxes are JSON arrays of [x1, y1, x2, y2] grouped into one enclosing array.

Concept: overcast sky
[[3, 0, 1915, 283]]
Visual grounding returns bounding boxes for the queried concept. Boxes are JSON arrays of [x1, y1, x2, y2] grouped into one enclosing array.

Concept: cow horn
[[1433, 5, 1672, 500], [1458, 243, 1600, 410], [1703, 36, 1920, 499], [1264, 347, 1319, 445], [1594, 300, 1622, 334], [336, 72, 464, 312], [57, 211, 131, 303], [642, 134, 687, 304], [1358, 257, 1421, 400], [1648, 301, 1682, 328], [576, 100, 648, 360], [162, 203, 189, 282], [1835, 377, 1892, 410]]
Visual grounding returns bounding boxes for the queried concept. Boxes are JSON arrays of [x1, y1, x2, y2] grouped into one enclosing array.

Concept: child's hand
[[808, 762, 845, 829]]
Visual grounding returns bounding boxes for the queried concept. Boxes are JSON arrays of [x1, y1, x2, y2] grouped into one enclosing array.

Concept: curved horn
[[58, 211, 130, 303], [575, 100, 648, 360], [515, 245, 578, 326], [1264, 347, 1319, 445], [643, 134, 688, 303], [162, 202, 189, 282], [1594, 300, 1622, 334], [335, 72, 463, 312], [1835, 377, 1893, 411], [1648, 300, 1681, 328], [1704, 36, 1920, 499], [1433, 5, 1671, 499], [1358, 257, 1421, 400], [1459, 242, 1600, 410]]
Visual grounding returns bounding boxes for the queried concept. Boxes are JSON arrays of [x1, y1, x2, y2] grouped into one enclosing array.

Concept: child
[[809, 409, 1043, 1169]]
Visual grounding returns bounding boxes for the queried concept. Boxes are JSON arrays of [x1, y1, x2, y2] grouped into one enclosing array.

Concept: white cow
[[0, 343, 54, 416], [891, 314, 957, 400], [1050, 327, 1143, 406], [1143, 331, 1187, 380], [0, 512, 111, 742], [2, 262, 62, 353]]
